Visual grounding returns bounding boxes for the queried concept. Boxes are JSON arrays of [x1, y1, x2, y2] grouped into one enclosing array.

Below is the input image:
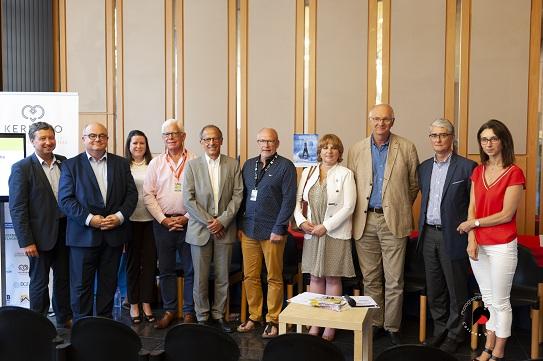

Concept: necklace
[[132, 159, 146, 167]]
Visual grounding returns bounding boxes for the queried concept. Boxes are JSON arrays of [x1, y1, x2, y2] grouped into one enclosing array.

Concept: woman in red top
[[458, 119, 525, 361]]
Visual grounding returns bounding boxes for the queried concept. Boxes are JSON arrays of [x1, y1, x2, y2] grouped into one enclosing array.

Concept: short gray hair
[[429, 118, 455, 135], [161, 119, 184, 134], [429, 118, 457, 153]]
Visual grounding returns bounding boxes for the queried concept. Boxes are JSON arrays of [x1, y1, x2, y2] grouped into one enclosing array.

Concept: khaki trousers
[[240, 231, 285, 324], [355, 212, 407, 332]]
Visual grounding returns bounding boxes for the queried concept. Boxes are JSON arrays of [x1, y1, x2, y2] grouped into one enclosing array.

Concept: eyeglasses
[[429, 133, 451, 140], [369, 117, 394, 124], [84, 133, 108, 141], [201, 137, 222, 144], [257, 139, 276, 145], [162, 132, 181, 139], [480, 136, 500, 144]]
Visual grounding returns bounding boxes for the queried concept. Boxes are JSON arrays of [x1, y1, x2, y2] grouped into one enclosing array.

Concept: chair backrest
[[0, 306, 58, 361], [69, 316, 142, 361], [513, 244, 540, 288], [375, 344, 459, 361], [163, 323, 240, 361], [262, 333, 345, 361]]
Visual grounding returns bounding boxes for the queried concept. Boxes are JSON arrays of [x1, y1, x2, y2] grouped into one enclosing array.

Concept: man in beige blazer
[[347, 104, 419, 345], [183, 125, 243, 332]]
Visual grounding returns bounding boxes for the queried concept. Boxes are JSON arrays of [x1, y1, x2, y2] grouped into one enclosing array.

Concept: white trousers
[[470, 239, 517, 338]]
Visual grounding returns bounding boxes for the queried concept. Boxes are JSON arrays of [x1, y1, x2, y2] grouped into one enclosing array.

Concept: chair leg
[[532, 307, 540, 358], [419, 294, 427, 343], [225, 288, 230, 321], [471, 300, 480, 351], [177, 276, 184, 319], [297, 262, 303, 294], [241, 281, 247, 323], [353, 289, 361, 296], [287, 284, 294, 300], [538, 283, 543, 343]]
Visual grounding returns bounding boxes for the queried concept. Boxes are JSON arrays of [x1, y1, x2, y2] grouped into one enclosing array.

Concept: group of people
[[8, 103, 524, 361]]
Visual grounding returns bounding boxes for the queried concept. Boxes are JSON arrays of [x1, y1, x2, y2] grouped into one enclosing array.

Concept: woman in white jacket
[[294, 134, 357, 341]]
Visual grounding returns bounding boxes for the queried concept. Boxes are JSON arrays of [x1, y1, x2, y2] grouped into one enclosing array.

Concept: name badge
[[250, 189, 258, 201], [174, 182, 182, 192]]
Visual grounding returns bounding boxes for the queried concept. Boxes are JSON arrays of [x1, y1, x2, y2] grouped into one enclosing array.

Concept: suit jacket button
[[364, 210, 367, 214], [366, 197, 369, 200]]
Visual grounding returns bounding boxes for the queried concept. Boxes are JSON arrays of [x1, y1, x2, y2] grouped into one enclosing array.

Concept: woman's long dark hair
[[476, 119, 515, 167], [125, 130, 153, 164]]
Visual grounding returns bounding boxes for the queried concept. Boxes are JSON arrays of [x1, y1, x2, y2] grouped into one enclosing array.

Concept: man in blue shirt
[[348, 104, 419, 345], [236, 128, 296, 338]]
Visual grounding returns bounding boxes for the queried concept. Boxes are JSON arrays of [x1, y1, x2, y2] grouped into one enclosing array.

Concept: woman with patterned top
[[294, 134, 357, 342], [457, 119, 525, 361]]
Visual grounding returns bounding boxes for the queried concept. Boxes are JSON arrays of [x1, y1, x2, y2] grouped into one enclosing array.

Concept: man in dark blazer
[[58, 123, 137, 321], [417, 118, 477, 353], [9, 121, 72, 327]]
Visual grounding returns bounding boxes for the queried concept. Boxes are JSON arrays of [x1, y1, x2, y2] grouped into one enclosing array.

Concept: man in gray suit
[[183, 124, 243, 333]]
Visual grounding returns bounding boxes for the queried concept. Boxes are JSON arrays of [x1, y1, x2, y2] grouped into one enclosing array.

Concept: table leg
[[362, 315, 373, 361], [279, 322, 286, 335], [354, 330, 362, 361]]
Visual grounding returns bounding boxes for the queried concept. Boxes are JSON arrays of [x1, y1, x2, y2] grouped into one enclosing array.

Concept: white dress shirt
[[205, 153, 221, 217]]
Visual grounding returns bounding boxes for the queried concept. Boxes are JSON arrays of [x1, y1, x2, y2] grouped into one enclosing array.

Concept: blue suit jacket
[[9, 153, 67, 251], [58, 152, 137, 248], [417, 153, 477, 260]]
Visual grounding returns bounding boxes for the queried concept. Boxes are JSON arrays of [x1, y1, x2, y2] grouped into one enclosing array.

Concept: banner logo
[[21, 105, 45, 122]]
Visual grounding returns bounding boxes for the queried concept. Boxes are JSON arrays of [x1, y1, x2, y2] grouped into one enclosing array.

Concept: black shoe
[[214, 318, 233, 333], [198, 319, 212, 326], [439, 337, 462, 353], [388, 331, 402, 345], [372, 326, 386, 340], [423, 332, 447, 347]]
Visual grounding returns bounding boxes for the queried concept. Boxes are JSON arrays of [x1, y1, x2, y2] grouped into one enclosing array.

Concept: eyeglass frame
[[201, 137, 223, 144], [83, 133, 108, 141], [428, 133, 452, 140], [479, 136, 500, 145], [257, 139, 277, 145]]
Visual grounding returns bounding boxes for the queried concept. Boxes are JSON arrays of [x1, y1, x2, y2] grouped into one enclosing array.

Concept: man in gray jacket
[[183, 125, 243, 332]]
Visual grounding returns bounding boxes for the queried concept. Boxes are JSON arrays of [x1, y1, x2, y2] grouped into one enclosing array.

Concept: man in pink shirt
[[144, 119, 196, 329]]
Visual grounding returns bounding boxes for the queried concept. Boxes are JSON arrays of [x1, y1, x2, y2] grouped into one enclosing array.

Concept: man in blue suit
[[417, 118, 477, 353], [59, 123, 137, 321], [9, 121, 72, 327]]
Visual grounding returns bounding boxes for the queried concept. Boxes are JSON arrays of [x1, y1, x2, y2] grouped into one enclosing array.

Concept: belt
[[367, 207, 384, 214], [425, 223, 443, 231], [164, 214, 181, 217]]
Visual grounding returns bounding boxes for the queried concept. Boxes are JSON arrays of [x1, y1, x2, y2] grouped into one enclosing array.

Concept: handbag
[[300, 166, 317, 218]]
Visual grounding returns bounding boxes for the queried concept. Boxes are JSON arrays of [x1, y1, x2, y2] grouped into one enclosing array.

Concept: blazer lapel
[[30, 154, 56, 200], [441, 153, 457, 201], [217, 154, 227, 202], [382, 135, 399, 195], [106, 154, 114, 204]]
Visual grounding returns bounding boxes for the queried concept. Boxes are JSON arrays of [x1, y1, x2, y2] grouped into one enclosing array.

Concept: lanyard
[[166, 150, 187, 182], [253, 154, 278, 189]]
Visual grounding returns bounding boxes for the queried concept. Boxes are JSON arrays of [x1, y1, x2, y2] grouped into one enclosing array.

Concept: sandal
[[490, 356, 505, 361], [144, 313, 156, 323], [130, 314, 142, 324], [472, 347, 493, 361], [237, 319, 260, 333], [262, 322, 279, 339]]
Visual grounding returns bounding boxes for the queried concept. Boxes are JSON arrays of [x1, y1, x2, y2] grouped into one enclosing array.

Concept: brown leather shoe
[[154, 311, 176, 329], [183, 313, 196, 324]]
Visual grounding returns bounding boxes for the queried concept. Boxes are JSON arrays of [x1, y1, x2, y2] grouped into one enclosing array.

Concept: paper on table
[[351, 296, 380, 308], [288, 292, 380, 308]]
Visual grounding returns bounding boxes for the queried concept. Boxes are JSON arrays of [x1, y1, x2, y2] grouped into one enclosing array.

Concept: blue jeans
[[152, 220, 194, 314]]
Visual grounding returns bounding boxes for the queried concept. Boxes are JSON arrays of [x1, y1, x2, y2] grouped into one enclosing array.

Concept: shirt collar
[[35, 153, 58, 166], [86, 151, 107, 162], [433, 152, 452, 164], [205, 153, 220, 166], [371, 134, 390, 148]]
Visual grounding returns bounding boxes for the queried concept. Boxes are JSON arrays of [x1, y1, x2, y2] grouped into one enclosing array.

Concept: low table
[[278, 302, 374, 361]]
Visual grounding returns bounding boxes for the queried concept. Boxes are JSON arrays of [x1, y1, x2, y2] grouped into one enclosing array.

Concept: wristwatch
[[474, 219, 480, 228]]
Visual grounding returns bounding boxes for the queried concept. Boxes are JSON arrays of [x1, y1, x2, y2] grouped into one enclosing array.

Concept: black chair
[[375, 344, 458, 361], [0, 306, 59, 361], [403, 236, 427, 343], [152, 323, 240, 361], [510, 244, 541, 359], [262, 333, 345, 361], [56, 316, 144, 361]]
